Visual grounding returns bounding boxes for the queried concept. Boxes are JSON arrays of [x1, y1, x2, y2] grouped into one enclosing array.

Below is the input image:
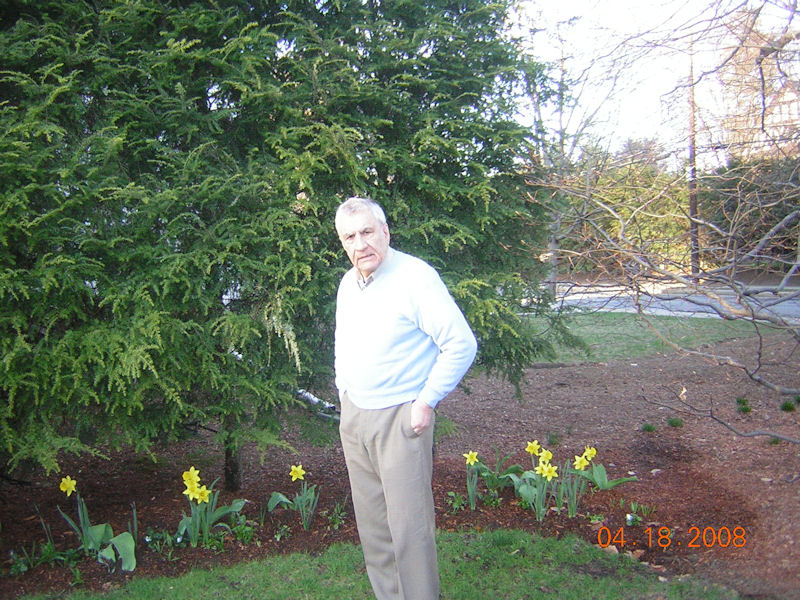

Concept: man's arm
[[413, 271, 478, 413]]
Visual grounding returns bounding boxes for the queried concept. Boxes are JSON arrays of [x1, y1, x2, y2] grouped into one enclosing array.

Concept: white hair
[[335, 196, 387, 227]]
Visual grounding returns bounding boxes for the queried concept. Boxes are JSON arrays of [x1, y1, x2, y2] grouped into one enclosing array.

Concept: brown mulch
[[1, 334, 798, 599]]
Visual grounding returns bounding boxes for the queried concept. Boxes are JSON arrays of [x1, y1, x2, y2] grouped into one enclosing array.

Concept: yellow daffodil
[[463, 451, 479, 466], [583, 446, 597, 460], [290, 464, 306, 481], [182, 466, 201, 485], [573, 454, 590, 471], [183, 481, 200, 501], [525, 440, 541, 456], [539, 449, 553, 464], [60, 475, 77, 497], [541, 463, 559, 481], [196, 484, 210, 504]]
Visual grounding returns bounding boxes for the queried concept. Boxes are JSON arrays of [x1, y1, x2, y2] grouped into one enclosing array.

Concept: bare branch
[[742, 209, 800, 263], [755, 30, 800, 65], [643, 386, 800, 445], [526, 0, 799, 405]]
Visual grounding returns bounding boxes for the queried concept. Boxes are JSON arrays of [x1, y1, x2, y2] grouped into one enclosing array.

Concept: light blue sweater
[[335, 248, 477, 410]]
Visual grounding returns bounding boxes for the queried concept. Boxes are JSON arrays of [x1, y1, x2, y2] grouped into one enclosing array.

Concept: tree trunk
[[223, 413, 241, 492], [688, 47, 701, 281], [224, 444, 241, 492]]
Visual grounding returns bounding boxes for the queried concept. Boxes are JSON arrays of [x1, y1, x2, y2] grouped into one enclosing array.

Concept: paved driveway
[[555, 280, 800, 324]]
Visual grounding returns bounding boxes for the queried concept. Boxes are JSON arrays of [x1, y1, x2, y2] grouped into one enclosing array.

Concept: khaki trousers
[[339, 393, 439, 600]]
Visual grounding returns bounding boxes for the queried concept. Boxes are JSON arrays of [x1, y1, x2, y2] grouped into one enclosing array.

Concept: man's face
[[336, 209, 390, 279]]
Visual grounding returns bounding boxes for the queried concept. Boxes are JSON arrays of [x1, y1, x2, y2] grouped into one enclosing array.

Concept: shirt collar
[[356, 273, 373, 290]]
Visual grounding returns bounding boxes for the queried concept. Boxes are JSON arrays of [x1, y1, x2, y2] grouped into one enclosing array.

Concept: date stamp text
[[597, 525, 747, 550]]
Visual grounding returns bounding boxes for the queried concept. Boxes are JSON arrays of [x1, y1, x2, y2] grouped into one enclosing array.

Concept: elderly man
[[334, 196, 477, 600]]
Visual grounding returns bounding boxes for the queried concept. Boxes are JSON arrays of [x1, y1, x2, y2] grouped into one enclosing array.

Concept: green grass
[[21, 530, 738, 600], [538, 312, 757, 363]]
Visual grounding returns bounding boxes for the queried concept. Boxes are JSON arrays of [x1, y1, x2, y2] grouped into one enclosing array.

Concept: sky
[[513, 0, 728, 154]]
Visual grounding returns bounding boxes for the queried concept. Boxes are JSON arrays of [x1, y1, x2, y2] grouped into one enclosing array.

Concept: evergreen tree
[[1, 0, 556, 484]]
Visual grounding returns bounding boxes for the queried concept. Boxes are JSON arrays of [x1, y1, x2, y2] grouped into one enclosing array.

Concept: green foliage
[[228, 514, 256, 545], [475, 449, 523, 493], [177, 483, 246, 549], [554, 141, 692, 274], [0, 1, 554, 475], [699, 157, 799, 269], [143, 528, 185, 561], [8, 541, 81, 576], [575, 463, 638, 491], [267, 478, 320, 531], [8, 508, 81, 574], [506, 470, 553, 521], [321, 500, 348, 531], [454, 276, 564, 392], [445, 491, 468, 513], [292, 408, 339, 448], [57, 494, 136, 571]]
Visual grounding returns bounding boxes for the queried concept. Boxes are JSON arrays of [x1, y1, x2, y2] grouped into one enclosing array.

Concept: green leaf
[[96, 531, 136, 572], [267, 491, 292, 512], [85, 523, 113, 552], [577, 463, 638, 490], [210, 498, 247, 526], [110, 532, 137, 571]]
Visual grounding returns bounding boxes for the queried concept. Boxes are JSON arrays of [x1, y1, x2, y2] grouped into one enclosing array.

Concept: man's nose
[[353, 233, 368, 249]]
